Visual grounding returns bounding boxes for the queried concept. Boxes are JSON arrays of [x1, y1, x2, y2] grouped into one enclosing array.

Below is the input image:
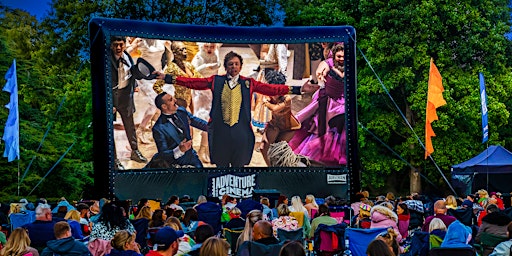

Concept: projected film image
[[110, 38, 346, 169]]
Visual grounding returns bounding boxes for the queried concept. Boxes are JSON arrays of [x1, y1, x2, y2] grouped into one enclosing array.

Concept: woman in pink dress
[[289, 43, 346, 166]]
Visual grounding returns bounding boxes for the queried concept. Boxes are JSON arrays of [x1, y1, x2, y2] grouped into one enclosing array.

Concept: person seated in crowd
[[490, 192, 505, 210], [245, 220, 279, 247], [366, 239, 394, 256], [271, 204, 298, 236], [134, 199, 149, 218], [90, 202, 136, 241], [405, 193, 425, 230], [224, 207, 245, 230], [64, 209, 85, 240], [386, 192, 395, 202], [236, 210, 263, 251], [310, 204, 338, 238], [135, 206, 152, 221], [490, 222, 512, 256], [288, 196, 308, 220], [76, 203, 91, 226], [396, 202, 410, 241], [475, 203, 511, 254], [445, 195, 458, 210], [224, 196, 237, 211], [166, 196, 184, 212], [375, 195, 386, 205], [477, 189, 490, 206], [41, 221, 90, 256], [304, 194, 319, 220], [260, 197, 274, 221], [22, 204, 56, 250], [376, 227, 400, 256], [279, 241, 306, 256], [163, 221, 193, 256], [429, 218, 447, 249], [106, 230, 142, 256], [370, 205, 402, 242], [198, 237, 229, 256], [146, 227, 183, 256], [193, 196, 207, 209], [354, 203, 372, 229], [440, 220, 472, 248], [150, 209, 167, 228], [351, 192, 366, 217], [187, 224, 215, 256], [461, 194, 476, 208], [0, 228, 39, 256], [181, 208, 202, 235], [422, 200, 456, 232]]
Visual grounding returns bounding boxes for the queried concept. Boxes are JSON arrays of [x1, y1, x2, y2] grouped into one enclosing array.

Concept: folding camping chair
[[344, 227, 388, 256], [277, 227, 304, 244], [223, 227, 244, 255]]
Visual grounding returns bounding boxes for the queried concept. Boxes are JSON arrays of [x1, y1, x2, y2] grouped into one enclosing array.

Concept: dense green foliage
[[0, 0, 511, 201]]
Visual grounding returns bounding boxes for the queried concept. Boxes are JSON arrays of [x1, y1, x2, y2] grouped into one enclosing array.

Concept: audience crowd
[[0, 190, 511, 256]]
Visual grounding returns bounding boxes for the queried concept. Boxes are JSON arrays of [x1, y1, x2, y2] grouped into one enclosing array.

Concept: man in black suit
[[150, 92, 208, 168], [111, 36, 147, 169]]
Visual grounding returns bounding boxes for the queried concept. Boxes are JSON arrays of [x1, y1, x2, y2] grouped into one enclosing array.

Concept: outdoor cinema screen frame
[[89, 18, 360, 201]]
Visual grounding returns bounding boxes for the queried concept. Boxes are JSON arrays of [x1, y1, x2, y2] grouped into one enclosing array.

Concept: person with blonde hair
[[260, 197, 274, 220], [198, 237, 229, 256], [477, 189, 490, 206], [163, 222, 193, 256], [445, 195, 458, 210], [271, 204, 299, 235], [376, 227, 400, 256], [304, 194, 319, 219], [429, 218, 447, 248], [236, 210, 263, 250], [386, 192, 395, 202], [107, 230, 141, 256], [288, 196, 308, 219], [64, 209, 84, 240], [0, 228, 39, 256], [224, 207, 245, 229], [135, 206, 152, 220]]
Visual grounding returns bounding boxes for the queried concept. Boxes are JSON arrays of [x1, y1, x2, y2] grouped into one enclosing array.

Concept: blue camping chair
[[196, 202, 222, 234], [236, 200, 263, 218], [345, 227, 388, 256], [130, 218, 149, 247], [9, 211, 36, 230]]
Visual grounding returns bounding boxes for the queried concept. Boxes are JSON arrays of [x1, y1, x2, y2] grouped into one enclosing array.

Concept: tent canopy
[[451, 145, 512, 175]]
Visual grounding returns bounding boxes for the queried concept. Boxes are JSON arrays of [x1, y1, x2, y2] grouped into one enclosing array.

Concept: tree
[[282, 0, 512, 195]]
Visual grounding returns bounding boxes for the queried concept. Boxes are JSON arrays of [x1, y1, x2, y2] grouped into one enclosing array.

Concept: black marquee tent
[[451, 145, 512, 196]]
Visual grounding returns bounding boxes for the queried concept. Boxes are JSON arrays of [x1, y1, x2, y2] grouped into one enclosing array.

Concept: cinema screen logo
[[210, 173, 257, 198], [327, 174, 347, 184]]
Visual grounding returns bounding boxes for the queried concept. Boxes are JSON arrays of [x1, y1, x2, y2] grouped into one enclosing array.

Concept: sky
[[2, 0, 52, 20]]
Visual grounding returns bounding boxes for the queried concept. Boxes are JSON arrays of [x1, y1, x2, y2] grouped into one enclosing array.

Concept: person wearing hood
[[490, 222, 512, 256], [370, 205, 402, 242], [52, 197, 76, 214], [105, 230, 142, 256], [440, 220, 472, 248], [41, 221, 91, 256], [475, 204, 511, 255]]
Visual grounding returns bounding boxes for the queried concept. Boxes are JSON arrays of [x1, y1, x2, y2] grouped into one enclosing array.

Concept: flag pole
[[18, 160, 20, 196]]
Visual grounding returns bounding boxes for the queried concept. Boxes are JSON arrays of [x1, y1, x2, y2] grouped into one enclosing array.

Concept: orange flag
[[425, 58, 447, 159]]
